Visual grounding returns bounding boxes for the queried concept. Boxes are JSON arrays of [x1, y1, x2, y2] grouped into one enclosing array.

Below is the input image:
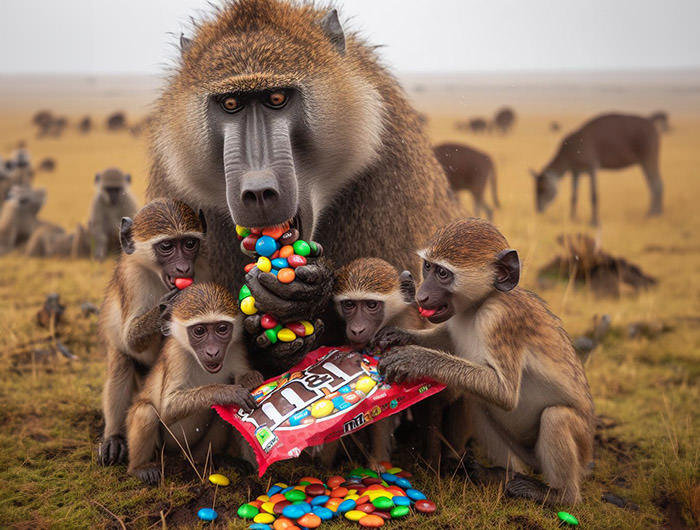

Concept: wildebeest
[[492, 106, 516, 134], [649, 111, 670, 133], [532, 113, 662, 226], [38, 158, 56, 172], [78, 116, 92, 133], [106, 112, 127, 131], [434, 142, 500, 220]]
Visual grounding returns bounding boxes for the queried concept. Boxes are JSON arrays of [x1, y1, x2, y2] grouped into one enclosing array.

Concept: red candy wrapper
[[214, 346, 445, 476]]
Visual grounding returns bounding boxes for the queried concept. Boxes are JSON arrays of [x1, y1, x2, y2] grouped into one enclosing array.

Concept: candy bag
[[214, 346, 445, 476]]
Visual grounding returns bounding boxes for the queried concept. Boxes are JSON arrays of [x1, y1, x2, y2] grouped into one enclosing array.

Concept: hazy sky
[[1, 0, 699, 75]]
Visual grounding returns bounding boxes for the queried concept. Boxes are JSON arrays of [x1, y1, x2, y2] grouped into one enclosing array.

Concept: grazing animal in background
[[532, 113, 663, 225], [469, 117, 488, 134], [550, 121, 561, 133], [434, 142, 500, 220], [493, 107, 516, 134], [32, 110, 54, 137], [0, 186, 52, 255], [106, 112, 127, 131], [25, 222, 91, 258], [87, 167, 138, 260], [78, 116, 92, 133], [98, 199, 210, 466], [374, 218, 595, 505], [38, 158, 56, 172], [649, 111, 670, 133], [146, 0, 463, 377], [126, 283, 258, 485]]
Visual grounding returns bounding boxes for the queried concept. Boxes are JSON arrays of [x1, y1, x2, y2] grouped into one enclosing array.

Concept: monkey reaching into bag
[[374, 218, 595, 504]]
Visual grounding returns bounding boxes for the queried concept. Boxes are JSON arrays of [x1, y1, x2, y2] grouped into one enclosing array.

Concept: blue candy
[[249, 524, 272, 530], [280, 486, 294, 494], [289, 408, 311, 426], [282, 503, 310, 519], [312, 506, 334, 520], [310, 495, 330, 506], [197, 508, 218, 521], [406, 488, 427, 501], [380, 472, 397, 484], [271, 258, 289, 269], [337, 499, 356, 513], [338, 385, 352, 394], [395, 477, 412, 489], [332, 395, 353, 411], [267, 485, 283, 496], [393, 496, 411, 506], [255, 236, 278, 257]]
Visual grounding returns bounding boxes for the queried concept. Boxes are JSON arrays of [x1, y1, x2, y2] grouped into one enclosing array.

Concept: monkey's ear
[[399, 270, 416, 304], [120, 217, 135, 255], [198, 209, 207, 234], [94, 172, 100, 183], [320, 9, 345, 54], [125, 173, 131, 184], [494, 249, 520, 292], [180, 33, 193, 56]]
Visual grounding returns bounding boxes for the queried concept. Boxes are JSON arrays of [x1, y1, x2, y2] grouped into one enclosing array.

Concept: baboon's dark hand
[[246, 317, 325, 363], [370, 326, 415, 351], [236, 370, 265, 391], [218, 385, 257, 412], [245, 260, 334, 323], [158, 287, 180, 319], [99, 434, 128, 466], [134, 464, 161, 486], [378, 347, 424, 383], [399, 270, 416, 303]]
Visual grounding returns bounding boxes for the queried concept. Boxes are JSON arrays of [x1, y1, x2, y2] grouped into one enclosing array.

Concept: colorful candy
[[174, 277, 193, 290], [207, 473, 230, 486], [558, 511, 579, 526]]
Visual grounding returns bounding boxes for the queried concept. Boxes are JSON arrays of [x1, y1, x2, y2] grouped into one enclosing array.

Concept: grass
[[0, 80, 699, 528]]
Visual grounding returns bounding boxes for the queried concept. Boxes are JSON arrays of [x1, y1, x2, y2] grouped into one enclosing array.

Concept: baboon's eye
[[193, 325, 206, 337], [423, 260, 431, 272], [216, 322, 231, 335], [341, 300, 356, 311], [158, 240, 174, 253], [437, 266, 452, 281], [221, 95, 241, 113], [366, 300, 378, 310], [265, 91, 288, 109], [183, 238, 198, 251]]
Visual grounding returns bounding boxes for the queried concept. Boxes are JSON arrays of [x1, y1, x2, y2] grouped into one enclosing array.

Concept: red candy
[[415, 499, 437, 513], [174, 277, 193, 290], [287, 254, 307, 268], [244, 263, 256, 273], [261, 314, 279, 329], [242, 235, 259, 250], [286, 322, 307, 337]]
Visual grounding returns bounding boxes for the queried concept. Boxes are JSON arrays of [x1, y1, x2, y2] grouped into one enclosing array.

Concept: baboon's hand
[[215, 384, 257, 412], [399, 270, 416, 304], [378, 346, 427, 383], [246, 317, 325, 362], [158, 287, 180, 319], [99, 434, 128, 466], [132, 464, 161, 486], [245, 259, 334, 322], [370, 326, 415, 351], [236, 370, 265, 391]]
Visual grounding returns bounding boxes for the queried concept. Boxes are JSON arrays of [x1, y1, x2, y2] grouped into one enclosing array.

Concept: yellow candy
[[345, 493, 359, 500], [387, 467, 402, 474], [257, 256, 272, 273], [240, 296, 257, 315], [274, 482, 288, 488], [345, 510, 366, 522], [311, 399, 334, 418], [300, 320, 314, 335], [367, 490, 394, 501], [253, 513, 275, 524], [235, 225, 250, 237], [208, 473, 230, 486], [261, 502, 275, 513], [257, 495, 270, 502], [277, 328, 296, 342], [355, 376, 377, 395]]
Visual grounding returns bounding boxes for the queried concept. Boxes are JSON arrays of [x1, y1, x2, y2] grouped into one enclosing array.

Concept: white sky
[[0, 0, 699, 75]]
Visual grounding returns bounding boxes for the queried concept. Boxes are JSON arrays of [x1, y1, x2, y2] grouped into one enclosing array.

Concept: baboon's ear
[[494, 249, 520, 292], [124, 173, 131, 184], [320, 9, 345, 54], [120, 217, 135, 255], [94, 172, 100, 183], [180, 33, 193, 56], [198, 209, 207, 234], [399, 270, 416, 304]]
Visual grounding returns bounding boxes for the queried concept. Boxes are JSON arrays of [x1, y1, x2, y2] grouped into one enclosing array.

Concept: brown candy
[[279, 228, 300, 246], [305, 483, 326, 497]]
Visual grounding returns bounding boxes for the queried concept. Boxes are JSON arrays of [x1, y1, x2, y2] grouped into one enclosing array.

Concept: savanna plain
[[0, 73, 698, 529]]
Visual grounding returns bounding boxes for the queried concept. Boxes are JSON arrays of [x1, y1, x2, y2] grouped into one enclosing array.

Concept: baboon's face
[[207, 88, 304, 230], [535, 173, 558, 212]]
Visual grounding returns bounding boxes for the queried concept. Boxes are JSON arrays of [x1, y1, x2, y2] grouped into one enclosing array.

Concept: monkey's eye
[[220, 95, 242, 113], [192, 325, 206, 338], [423, 260, 431, 272], [341, 300, 356, 311], [265, 91, 288, 109], [158, 240, 174, 253], [216, 322, 232, 335], [436, 266, 452, 281], [183, 238, 199, 251], [366, 300, 379, 310]]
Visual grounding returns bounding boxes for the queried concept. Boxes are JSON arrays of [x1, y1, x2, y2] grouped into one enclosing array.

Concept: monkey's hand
[[214, 384, 257, 413], [131, 464, 161, 486], [158, 287, 181, 320], [399, 270, 416, 304], [236, 370, 265, 391], [99, 434, 128, 466], [245, 317, 325, 364], [378, 345, 435, 383], [370, 326, 416, 352], [245, 258, 334, 323]]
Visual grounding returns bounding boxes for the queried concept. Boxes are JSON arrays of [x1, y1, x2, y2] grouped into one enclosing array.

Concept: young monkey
[[126, 283, 258, 485], [374, 218, 595, 504], [99, 198, 209, 466]]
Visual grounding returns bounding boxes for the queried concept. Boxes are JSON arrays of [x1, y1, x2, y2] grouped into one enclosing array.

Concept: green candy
[[390, 505, 410, 518], [363, 468, 379, 478], [350, 467, 366, 477], [372, 496, 394, 510], [293, 240, 311, 257], [558, 511, 579, 526], [238, 284, 251, 301], [285, 489, 307, 502], [264, 328, 278, 344], [237, 503, 259, 519], [299, 481, 311, 486], [309, 241, 319, 254]]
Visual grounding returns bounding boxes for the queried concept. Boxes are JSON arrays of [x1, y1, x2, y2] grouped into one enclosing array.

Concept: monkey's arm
[[372, 324, 451, 352], [378, 345, 521, 411], [162, 384, 256, 423], [125, 306, 162, 353]]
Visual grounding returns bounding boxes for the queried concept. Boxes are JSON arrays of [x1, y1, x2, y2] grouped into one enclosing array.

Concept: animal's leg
[[570, 171, 580, 221], [588, 170, 599, 226], [642, 163, 663, 216]]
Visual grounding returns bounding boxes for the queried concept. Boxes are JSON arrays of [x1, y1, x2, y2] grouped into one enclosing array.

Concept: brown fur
[[146, 0, 463, 374], [169, 283, 238, 323], [334, 257, 400, 297], [131, 198, 203, 242], [423, 218, 508, 270]]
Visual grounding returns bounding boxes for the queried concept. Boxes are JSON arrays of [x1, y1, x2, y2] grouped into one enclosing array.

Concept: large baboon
[[147, 0, 462, 376]]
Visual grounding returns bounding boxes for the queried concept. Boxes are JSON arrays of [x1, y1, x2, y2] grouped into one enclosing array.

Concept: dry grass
[[0, 76, 699, 528]]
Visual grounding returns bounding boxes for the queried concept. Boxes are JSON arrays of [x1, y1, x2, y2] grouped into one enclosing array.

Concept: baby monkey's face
[[340, 299, 386, 349], [416, 260, 456, 324], [187, 321, 234, 374], [153, 236, 201, 289]]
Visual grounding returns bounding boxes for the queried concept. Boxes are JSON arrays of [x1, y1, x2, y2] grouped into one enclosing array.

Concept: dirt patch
[[506, 514, 546, 530], [538, 233, 656, 297], [656, 495, 692, 530]]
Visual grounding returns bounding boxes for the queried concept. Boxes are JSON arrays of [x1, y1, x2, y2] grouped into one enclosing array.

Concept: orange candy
[[279, 245, 294, 258], [273, 517, 295, 530], [356, 495, 370, 505], [387, 486, 406, 497], [249, 500, 263, 508], [331, 487, 348, 498], [379, 461, 393, 471], [327, 475, 345, 489], [277, 268, 296, 283], [299, 476, 324, 484], [359, 514, 385, 527], [297, 513, 322, 528], [244, 262, 256, 273], [262, 226, 285, 239], [269, 493, 286, 503]]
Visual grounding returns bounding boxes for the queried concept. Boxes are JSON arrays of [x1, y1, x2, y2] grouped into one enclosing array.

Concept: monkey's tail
[[490, 163, 501, 209]]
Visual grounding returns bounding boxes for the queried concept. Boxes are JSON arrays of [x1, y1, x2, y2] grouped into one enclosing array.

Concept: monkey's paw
[[217, 385, 257, 412], [377, 347, 424, 383], [99, 434, 128, 466], [236, 370, 265, 391], [132, 464, 161, 486], [370, 326, 415, 351], [505, 473, 552, 504], [246, 317, 325, 365]]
